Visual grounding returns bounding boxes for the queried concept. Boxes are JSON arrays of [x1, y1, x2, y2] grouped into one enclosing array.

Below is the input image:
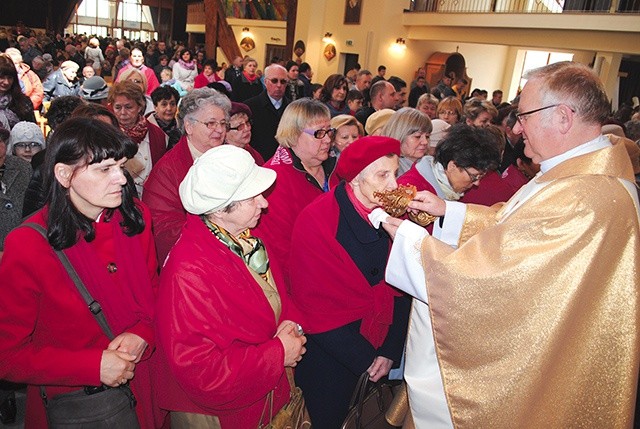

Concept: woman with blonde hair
[[463, 97, 498, 128], [330, 114, 363, 158], [381, 107, 432, 175], [119, 68, 154, 115], [416, 93, 439, 120], [84, 37, 104, 75], [231, 57, 262, 102], [253, 98, 339, 282], [437, 96, 463, 125]]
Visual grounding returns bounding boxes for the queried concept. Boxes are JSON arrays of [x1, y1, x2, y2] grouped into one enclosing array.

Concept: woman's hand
[[276, 320, 307, 367], [408, 191, 446, 217], [366, 356, 393, 382], [107, 332, 148, 363], [100, 350, 137, 387]]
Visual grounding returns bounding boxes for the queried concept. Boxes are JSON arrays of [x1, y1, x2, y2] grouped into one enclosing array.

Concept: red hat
[[335, 136, 401, 182], [230, 102, 252, 118]]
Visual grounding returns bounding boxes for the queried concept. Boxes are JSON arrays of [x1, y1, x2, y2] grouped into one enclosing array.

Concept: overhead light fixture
[[322, 32, 333, 44]]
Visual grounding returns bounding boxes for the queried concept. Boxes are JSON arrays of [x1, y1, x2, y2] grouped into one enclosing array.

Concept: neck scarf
[[345, 182, 374, 226], [203, 72, 217, 84], [154, 115, 177, 133], [121, 114, 148, 144], [243, 71, 258, 83], [432, 159, 464, 200], [0, 94, 19, 130], [178, 59, 195, 70], [201, 216, 270, 280]]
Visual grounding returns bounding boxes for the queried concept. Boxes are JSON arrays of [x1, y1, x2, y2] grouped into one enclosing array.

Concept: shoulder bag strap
[[21, 223, 115, 340]]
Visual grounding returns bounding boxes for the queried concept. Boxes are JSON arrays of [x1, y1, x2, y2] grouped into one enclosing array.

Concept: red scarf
[[344, 182, 374, 226], [121, 115, 148, 144], [243, 71, 258, 83]]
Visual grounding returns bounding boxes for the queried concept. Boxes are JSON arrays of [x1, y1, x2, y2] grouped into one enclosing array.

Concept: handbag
[[24, 223, 141, 429], [341, 372, 396, 429], [259, 367, 311, 429]]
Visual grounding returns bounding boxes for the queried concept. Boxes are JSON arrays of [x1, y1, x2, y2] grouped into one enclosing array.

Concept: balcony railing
[[407, 0, 639, 12], [223, 0, 287, 20]]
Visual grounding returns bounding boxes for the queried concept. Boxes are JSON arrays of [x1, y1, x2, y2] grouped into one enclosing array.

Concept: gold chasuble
[[422, 143, 640, 428]]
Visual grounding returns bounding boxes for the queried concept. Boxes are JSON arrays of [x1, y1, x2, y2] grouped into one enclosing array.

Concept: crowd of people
[[0, 22, 639, 429]]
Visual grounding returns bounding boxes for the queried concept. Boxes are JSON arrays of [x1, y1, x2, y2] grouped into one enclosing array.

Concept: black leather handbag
[[341, 372, 396, 429], [25, 223, 141, 429]]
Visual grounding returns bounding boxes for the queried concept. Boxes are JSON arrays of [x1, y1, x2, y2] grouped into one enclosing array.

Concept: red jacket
[[142, 136, 193, 264], [253, 147, 338, 285], [116, 64, 160, 96], [193, 72, 220, 89], [501, 164, 530, 193], [155, 214, 299, 428], [460, 170, 516, 206], [0, 204, 162, 428]]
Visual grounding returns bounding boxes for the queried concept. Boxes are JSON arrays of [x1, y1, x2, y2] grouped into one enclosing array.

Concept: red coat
[[397, 164, 438, 194], [193, 72, 220, 89], [142, 136, 193, 264], [155, 214, 298, 429], [253, 146, 338, 285], [146, 121, 169, 167], [0, 204, 162, 428], [117, 64, 160, 96], [501, 164, 530, 193], [460, 170, 516, 206]]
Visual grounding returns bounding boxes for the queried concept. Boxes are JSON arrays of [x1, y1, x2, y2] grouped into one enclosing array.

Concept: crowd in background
[[0, 19, 639, 429]]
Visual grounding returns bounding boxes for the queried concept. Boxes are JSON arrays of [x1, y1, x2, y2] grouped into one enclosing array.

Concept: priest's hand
[[367, 356, 393, 382], [276, 321, 307, 367], [408, 190, 446, 217], [107, 332, 148, 364], [381, 216, 403, 240]]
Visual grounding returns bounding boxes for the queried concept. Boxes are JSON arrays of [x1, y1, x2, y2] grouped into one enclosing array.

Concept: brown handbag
[[341, 372, 396, 429], [259, 367, 311, 429]]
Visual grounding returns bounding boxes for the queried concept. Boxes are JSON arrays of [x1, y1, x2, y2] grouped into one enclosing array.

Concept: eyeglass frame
[[228, 120, 252, 132], [192, 118, 229, 131], [302, 128, 336, 139], [515, 104, 575, 124], [267, 78, 288, 85], [462, 166, 486, 183], [13, 142, 43, 150]]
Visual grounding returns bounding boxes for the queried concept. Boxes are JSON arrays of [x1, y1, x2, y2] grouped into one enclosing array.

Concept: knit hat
[[230, 102, 252, 118], [179, 145, 276, 214], [335, 135, 401, 182], [60, 60, 79, 71], [80, 76, 109, 100], [8, 121, 45, 153], [365, 109, 395, 136], [429, 119, 451, 148]]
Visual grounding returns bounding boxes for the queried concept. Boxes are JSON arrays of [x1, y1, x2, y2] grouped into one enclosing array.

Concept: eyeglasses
[[439, 110, 457, 117], [268, 78, 288, 85], [13, 142, 43, 150], [515, 104, 574, 123], [192, 118, 229, 130], [128, 79, 143, 84], [228, 120, 252, 132], [303, 128, 336, 139], [462, 166, 486, 183]]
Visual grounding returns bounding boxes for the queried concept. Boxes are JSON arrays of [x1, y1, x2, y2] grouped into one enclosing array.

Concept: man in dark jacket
[[245, 64, 291, 161]]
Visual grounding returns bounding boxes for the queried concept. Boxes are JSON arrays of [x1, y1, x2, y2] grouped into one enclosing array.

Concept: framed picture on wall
[[344, 0, 362, 24]]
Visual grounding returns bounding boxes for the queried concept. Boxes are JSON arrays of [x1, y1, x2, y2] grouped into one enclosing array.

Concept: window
[[71, 0, 157, 40], [518, 50, 574, 91]]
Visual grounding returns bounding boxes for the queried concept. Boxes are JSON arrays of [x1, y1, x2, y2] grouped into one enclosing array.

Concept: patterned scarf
[[120, 114, 148, 144], [154, 115, 177, 133], [432, 158, 464, 200], [0, 94, 19, 130], [201, 216, 270, 280], [178, 59, 195, 70]]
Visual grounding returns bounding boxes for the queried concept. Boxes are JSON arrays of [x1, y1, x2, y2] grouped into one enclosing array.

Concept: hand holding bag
[[24, 223, 141, 429], [342, 372, 396, 429]]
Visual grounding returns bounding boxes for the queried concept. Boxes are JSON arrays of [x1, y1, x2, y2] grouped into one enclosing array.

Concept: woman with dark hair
[[72, 102, 119, 127], [172, 49, 198, 92], [0, 54, 35, 130], [398, 123, 500, 209], [194, 59, 220, 89], [149, 86, 181, 150], [321, 74, 350, 117], [0, 117, 164, 429]]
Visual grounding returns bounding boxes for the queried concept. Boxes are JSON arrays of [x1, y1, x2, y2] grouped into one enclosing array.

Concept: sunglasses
[[229, 120, 252, 132], [268, 78, 288, 85]]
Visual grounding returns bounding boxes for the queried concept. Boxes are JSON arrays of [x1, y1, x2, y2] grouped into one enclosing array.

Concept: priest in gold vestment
[[382, 61, 640, 428]]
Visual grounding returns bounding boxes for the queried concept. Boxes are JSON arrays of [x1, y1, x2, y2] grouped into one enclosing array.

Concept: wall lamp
[[322, 32, 333, 44]]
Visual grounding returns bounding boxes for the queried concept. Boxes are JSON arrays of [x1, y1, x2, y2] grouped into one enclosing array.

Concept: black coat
[[244, 90, 290, 161]]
